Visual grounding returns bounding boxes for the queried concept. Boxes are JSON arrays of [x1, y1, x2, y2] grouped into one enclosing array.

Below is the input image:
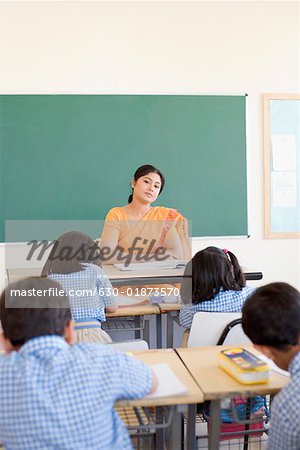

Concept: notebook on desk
[[146, 363, 188, 398], [114, 260, 187, 271]]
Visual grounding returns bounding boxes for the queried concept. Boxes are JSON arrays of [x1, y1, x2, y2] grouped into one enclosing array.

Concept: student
[[242, 282, 300, 450], [179, 246, 254, 329], [42, 230, 118, 343], [0, 277, 157, 450]]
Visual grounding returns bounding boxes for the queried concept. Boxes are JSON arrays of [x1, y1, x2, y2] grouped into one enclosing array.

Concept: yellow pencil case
[[218, 347, 269, 384]]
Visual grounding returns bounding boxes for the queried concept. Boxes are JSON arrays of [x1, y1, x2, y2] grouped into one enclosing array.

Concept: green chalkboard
[[0, 95, 248, 241]]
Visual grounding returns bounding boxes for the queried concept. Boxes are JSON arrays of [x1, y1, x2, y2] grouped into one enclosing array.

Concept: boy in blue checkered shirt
[[0, 277, 157, 450], [242, 282, 300, 450]]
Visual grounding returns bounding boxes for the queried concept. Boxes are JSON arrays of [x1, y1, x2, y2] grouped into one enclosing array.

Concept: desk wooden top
[[7, 265, 262, 284], [158, 302, 182, 313], [117, 349, 204, 407], [106, 303, 160, 317], [176, 346, 289, 400], [7, 268, 42, 282]]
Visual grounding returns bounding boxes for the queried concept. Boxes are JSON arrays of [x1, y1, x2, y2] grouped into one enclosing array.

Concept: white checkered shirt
[[268, 351, 300, 450], [49, 263, 117, 322], [0, 336, 152, 450], [179, 286, 255, 329]]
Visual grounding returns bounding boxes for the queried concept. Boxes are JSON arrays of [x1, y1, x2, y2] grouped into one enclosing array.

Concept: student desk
[[105, 304, 161, 346], [116, 348, 204, 450], [176, 345, 289, 450], [103, 264, 185, 348]]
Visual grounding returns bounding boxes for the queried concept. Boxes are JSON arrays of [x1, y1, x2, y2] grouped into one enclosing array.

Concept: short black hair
[[242, 282, 300, 350], [0, 277, 71, 347], [180, 246, 245, 304], [41, 230, 101, 275]]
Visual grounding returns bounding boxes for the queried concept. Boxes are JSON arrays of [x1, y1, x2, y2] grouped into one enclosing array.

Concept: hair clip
[[223, 248, 229, 254]]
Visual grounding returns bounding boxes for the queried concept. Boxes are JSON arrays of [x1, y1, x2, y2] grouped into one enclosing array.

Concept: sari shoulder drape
[[102, 206, 191, 259]]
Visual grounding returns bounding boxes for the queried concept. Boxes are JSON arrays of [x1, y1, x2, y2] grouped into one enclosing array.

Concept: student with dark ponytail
[[179, 246, 254, 329], [100, 164, 191, 264]]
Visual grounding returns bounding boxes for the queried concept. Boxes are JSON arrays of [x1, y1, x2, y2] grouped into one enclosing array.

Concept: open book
[[114, 260, 187, 272], [146, 363, 188, 398]]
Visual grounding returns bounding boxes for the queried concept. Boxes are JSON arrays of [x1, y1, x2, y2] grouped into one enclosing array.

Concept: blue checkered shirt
[[268, 351, 300, 450], [179, 286, 255, 329], [0, 336, 152, 450], [49, 263, 116, 322]]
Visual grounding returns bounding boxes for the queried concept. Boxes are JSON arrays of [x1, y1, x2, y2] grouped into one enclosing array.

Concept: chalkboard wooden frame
[[263, 93, 300, 239]]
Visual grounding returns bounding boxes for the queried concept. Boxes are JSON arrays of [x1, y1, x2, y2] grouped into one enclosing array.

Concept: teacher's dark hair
[[128, 164, 165, 203]]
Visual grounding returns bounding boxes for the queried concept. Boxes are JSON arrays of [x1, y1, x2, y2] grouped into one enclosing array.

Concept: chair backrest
[[106, 339, 149, 352], [187, 312, 251, 347]]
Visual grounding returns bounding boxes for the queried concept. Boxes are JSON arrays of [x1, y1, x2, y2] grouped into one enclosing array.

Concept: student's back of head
[[180, 246, 245, 304], [41, 230, 101, 275], [242, 282, 300, 350], [0, 277, 71, 348]]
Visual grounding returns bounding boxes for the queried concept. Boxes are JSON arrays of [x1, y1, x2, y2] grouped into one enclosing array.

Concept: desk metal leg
[[156, 314, 162, 348], [155, 406, 166, 449], [167, 311, 178, 348], [167, 405, 184, 450], [186, 403, 197, 450], [208, 400, 221, 450], [135, 329, 141, 339], [143, 318, 150, 346]]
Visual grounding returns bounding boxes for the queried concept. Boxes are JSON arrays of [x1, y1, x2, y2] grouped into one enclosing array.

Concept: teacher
[[100, 164, 191, 265]]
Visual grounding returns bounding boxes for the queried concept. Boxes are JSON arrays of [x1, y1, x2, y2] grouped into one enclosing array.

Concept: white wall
[[1, 1, 299, 291]]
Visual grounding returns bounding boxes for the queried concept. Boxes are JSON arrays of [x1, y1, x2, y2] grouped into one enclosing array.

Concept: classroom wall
[[1, 1, 299, 291]]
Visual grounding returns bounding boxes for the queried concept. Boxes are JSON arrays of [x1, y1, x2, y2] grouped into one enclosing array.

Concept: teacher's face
[[132, 172, 162, 204]]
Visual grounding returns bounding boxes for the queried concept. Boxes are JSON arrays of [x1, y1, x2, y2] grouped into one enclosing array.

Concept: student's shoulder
[[273, 378, 300, 418], [70, 342, 121, 362], [83, 263, 105, 277], [242, 286, 256, 296], [0, 351, 20, 373]]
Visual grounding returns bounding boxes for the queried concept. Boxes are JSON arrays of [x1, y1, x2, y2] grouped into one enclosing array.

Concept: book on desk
[[218, 348, 269, 384]]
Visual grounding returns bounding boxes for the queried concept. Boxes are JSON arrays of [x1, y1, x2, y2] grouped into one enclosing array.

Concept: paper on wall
[[272, 172, 297, 208], [272, 135, 297, 171]]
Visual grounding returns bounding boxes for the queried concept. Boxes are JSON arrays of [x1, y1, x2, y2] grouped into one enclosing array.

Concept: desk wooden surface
[[7, 265, 262, 284], [106, 304, 160, 317], [158, 302, 182, 313], [176, 346, 289, 400], [117, 349, 204, 407]]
